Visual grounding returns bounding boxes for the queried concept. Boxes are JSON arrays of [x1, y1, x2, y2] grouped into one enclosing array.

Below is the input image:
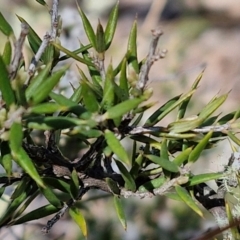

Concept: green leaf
[[43, 177, 71, 194], [0, 56, 16, 107], [175, 185, 203, 217], [0, 141, 12, 176], [10, 177, 30, 199], [101, 63, 115, 110], [114, 196, 127, 230], [49, 92, 87, 116], [81, 81, 99, 112], [35, 0, 47, 6], [119, 58, 129, 100], [96, 20, 105, 54], [40, 187, 62, 208], [2, 40, 12, 65], [106, 177, 120, 195], [26, 116, 94, 130], [51, 42, 94, 66], [0, 184, 33, 226], [10, 147, 44, 188], [188, 131, 213, 163], [127, 20, 139, 73], [9, 122, 23, 152], [104, 130, 130, 165], [138, 176, 166, 192], [144, 95, 181, 127], [26, 63, 52, 101], [187, 172, 224, 186], [70, 169, 80, 199], [0, 12, 14, 37], [172, 147, 193, 166], [77, 3, 96, 49], [17, 16, 41, 55], [227, 131, 240, 146], [59, 44, 92, 61], [103, 98, 144, 120], [115, 160, 136, 192], [28, 103, 68, 114], [31, 66, 68, 104], [69, 206, 87, 238], [12, 204, 58, 225], [177, 70, 204, 120], [145, 154, 179, 173], [105, 1, 119, 49], [198, 94, 228, 121]]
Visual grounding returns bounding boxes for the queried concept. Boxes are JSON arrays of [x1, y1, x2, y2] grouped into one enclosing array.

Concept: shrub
[[0, 1, 240, 239]]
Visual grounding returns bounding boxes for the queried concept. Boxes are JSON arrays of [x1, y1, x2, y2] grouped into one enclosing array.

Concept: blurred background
[[1, 0, 240, 239]]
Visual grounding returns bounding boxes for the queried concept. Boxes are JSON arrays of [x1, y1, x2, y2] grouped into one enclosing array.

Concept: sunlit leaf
[[145, 154, 179, 173], [69, 206, 87, 238], [138, 176, 166, 192], [12, 204, 58, 225], [77, 3, 96, 49], [0, 56, 16, 107], [0, 12, 14, 37], [105, 1, 119, 49], [114, 196, 127, 230], [175, 185, 203, 217], [2, 40, 12, 65], [188, 131, 213, 163], [104, 130, 129, 165], [115, 160, 136, 192], [31, 66, 68, 104]]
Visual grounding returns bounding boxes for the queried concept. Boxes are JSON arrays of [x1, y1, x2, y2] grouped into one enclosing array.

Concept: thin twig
[[28, 0, 59, 76], [50, 0, 59, 40], [136, 28, 165, 91], [9, 23, 29, 80]]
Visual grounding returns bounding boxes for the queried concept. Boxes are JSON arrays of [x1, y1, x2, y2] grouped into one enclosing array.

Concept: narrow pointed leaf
[[77, 4, 96, 49], [138, 176, 166, 192], [43, 177, 71, 194], [103, 98, 144, 120], [115, 160, 136, 191], [0, 56, 15, 107], [29, 103, 68, 114], [12, 204, 58, 225], [187, 172, 224, 186], [198, 94, 228, 121], [69, 206, 87, 238], [104, 130, 129, 165], [0, 12, 14, 37], [101, 64, 115, 110], [26, 63, 52, 101], [31, 66, 68, 104], [188, 131, 213, 163], [10, 146, 44, 188], [177, 70, 204, 120], [144, 95, 181, 127], [17, 16, 41, 55], [2, 40, 12, 65], [175, 185, 203, 217], [0, 141, 12, 176], [40, 187, 62, 208], [127, 20, 139, 73], [173, 147, 193, 166], [35, 0, 47, 6], [145, 154, 179, 173], [119, 58, 129, 100], [70, 169, 80, 199], [51, 42, 94, 66], [105, 1, 119, 49], [114, 196, 127, 230], [9, 122, 23, 152], [106, 177, 120, 195], [96, 20, 105, 53], [81, 81, 99, 112]]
